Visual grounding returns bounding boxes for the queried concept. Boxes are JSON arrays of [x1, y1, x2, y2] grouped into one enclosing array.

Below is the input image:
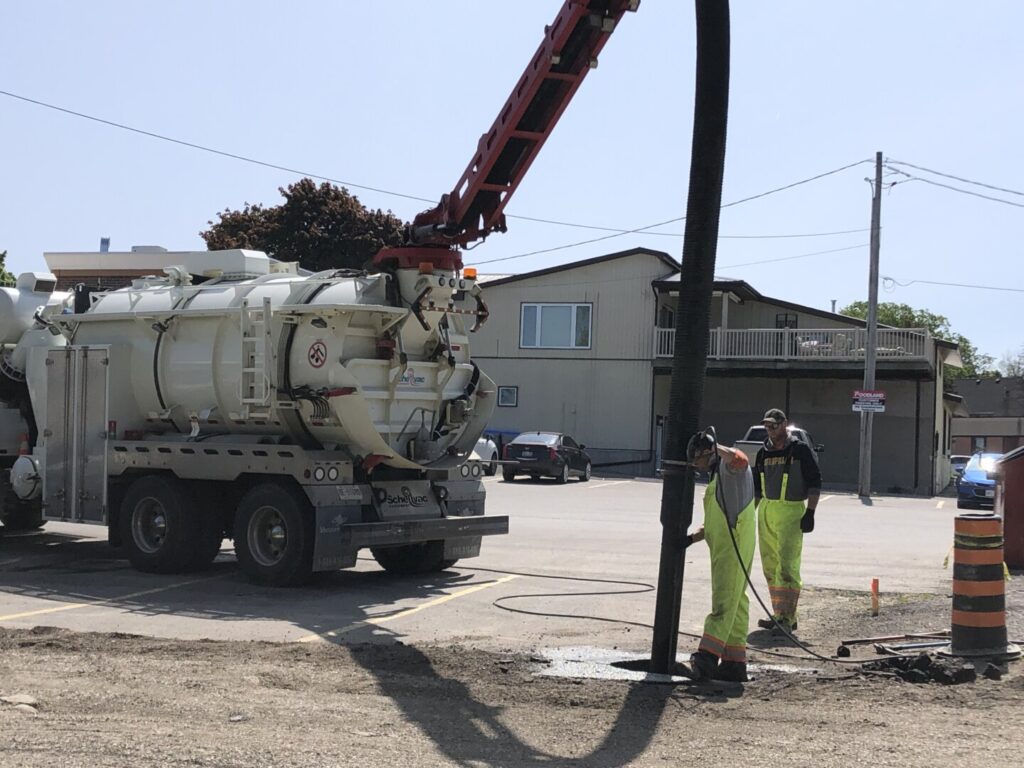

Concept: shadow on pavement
[[0, 526, 724, 767]]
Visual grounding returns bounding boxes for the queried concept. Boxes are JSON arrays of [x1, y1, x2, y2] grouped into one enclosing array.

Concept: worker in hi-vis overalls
[[687, 430, 756, 683], [753, 408, 822, 633]]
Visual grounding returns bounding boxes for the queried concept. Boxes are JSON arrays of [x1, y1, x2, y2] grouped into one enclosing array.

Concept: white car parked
[[473, 436, 500, 476]]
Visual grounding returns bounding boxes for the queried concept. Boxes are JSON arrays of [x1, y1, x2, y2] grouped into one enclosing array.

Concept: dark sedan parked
[[502, 432, 592, 483], [956, 452, 1002, 509]]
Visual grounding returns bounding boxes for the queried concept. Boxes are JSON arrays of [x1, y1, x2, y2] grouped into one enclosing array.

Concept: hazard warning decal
[[307, 341, 328, 368]]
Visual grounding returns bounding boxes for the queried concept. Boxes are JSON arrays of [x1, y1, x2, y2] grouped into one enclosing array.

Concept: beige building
[[472, 247, 962, 494], [951, 378, 1024, 455]]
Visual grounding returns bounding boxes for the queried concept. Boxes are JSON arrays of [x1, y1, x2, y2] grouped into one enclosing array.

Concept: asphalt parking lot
[[0, 476, 966, 652]]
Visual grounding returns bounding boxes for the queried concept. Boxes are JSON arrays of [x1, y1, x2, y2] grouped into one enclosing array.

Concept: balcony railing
[[653, 327, 931, 361]]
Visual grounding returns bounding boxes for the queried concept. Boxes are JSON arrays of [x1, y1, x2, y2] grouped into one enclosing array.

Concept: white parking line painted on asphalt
[[585, 480, 632, 490], [297, 574, 520, 643], [936, 500, 945, 509], [0, 574, 228, 623], [821, 495, 835, 502]]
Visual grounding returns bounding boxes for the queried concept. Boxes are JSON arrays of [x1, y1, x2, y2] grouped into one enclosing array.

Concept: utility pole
[[857, 151, 883, 498], [650, 0, 730, 674]]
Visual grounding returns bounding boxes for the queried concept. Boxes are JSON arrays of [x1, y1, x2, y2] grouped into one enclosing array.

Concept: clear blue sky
[[2, 2, 1021, 365]]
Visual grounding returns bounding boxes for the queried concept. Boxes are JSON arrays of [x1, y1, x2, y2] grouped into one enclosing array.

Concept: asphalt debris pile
[[861, 653, 1004, 685]]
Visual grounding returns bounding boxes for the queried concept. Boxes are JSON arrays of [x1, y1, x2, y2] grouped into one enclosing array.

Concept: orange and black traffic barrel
[[949, 513, 1020, 661]]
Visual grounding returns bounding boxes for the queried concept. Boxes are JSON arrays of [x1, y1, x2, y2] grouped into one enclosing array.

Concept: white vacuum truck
[[0, 250, 506, 585]]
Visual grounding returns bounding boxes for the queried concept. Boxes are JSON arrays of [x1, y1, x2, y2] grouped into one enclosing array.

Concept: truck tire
[[371, 541, 456, 575], [2, 505, 44, 532], [233, 483, 314, 587], [120, 475, 217, 573], [0, 478, 45, 532]]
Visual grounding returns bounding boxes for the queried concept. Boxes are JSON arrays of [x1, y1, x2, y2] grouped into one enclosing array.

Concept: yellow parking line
[[298, 574, 519, 643], [0, 575, 227, 622], [936, 500, 945, 509]]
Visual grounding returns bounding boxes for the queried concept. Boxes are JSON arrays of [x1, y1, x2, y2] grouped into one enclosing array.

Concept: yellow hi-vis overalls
[[698, 474, 756, 663], [757, 462, 806, 623]]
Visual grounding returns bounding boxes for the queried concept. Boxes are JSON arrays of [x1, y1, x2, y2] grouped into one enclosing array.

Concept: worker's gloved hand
[[800, 508, 815, 533]]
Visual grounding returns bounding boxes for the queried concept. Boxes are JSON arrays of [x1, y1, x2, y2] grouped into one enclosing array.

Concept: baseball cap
[[762, 408, 787, 424]]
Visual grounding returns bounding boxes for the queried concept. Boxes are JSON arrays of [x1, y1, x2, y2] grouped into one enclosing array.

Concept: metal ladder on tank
[[238, 297, 273, 420]]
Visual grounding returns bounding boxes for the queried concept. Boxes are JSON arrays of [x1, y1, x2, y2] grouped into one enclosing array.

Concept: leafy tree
[[0, 250, 16, 287], [839, 301, 996, 380], [201, 179, 407, 272], [1000, 346, 1024, 377]]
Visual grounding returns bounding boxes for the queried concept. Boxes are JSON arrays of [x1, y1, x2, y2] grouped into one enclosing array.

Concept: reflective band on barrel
[[955, 518, 1002, 537], [952, 610, 1007, 628], [951, 513, 1010, 657], [952, 547, 1005, 565]]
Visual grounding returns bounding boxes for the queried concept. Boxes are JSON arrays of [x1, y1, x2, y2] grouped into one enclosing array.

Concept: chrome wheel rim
[[248, 505, 288, 567], [132, 496, 168, 554]]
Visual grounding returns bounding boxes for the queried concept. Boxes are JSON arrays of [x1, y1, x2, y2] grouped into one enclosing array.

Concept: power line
[[473, 160, 874, 265], [720, 242, 868, 270], [512, 214, 870, 239], [720, 227, 870, 240], [0, 89, 438, 207], [0, 89, 874, 242], [882, 276, 1024, 294], [886, 166, 1024, 209], [473, 242, 868, 290], [886, 159, 1024, 198]]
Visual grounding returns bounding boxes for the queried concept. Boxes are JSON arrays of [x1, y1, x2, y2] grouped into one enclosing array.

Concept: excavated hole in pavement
[[863, 652, 1008, 684]]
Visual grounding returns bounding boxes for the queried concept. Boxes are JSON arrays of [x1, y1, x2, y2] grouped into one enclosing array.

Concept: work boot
[[771, 618, 797, 635], [714, 661, 749, 683], [756, 617, 776, 630], [689, 650, 718, 682]]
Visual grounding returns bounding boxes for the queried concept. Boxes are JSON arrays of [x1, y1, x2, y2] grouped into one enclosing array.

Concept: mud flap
[[312, 505, 361, 572]]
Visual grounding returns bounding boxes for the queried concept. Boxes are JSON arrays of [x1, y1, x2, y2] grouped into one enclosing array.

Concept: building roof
[[475, 247, 679, 288], [951, 377, 1024, 417], [943, 392, 970, 417]]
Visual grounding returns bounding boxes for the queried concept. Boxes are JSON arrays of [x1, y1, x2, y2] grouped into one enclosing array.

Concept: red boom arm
[[375, 0, 638, 271]]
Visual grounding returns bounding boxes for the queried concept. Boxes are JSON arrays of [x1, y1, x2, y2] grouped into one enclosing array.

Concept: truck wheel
[[233, 483, 314, 587], [502, 468, 517, 482], [556, 463, 570, 484], [1, 500, 44, 531], [120, 475, 214, 573], [371, 541, 455, 575], [0, 480, 45, 532]]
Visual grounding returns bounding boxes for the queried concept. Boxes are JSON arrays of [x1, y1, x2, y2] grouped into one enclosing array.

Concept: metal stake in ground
[[649, 0, 731, 675]]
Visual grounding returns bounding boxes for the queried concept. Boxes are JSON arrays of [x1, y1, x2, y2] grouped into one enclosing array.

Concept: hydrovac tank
[[53, 250, 494, 472]]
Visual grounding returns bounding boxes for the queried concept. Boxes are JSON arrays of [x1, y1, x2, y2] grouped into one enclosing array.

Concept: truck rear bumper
[[340, 515, 509, 548]]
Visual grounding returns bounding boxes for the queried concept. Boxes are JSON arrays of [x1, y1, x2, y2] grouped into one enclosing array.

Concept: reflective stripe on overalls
[[698, 473, 756, 663], [757, 455, 806, 623]]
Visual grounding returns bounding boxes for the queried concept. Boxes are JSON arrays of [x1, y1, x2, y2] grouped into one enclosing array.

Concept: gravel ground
[[2, 576, 1023, 768]]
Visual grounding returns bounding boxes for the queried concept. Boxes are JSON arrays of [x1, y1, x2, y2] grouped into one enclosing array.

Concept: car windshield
[[966, 454, 1002, 473], [511, 432, 560, 446]]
